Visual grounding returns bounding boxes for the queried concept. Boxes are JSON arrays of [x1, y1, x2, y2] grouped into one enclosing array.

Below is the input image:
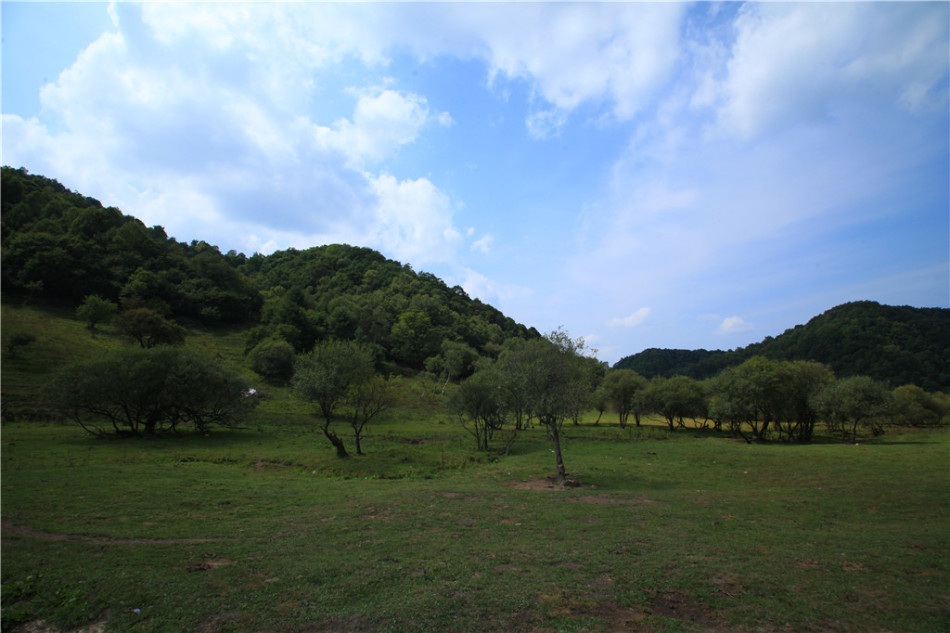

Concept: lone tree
[[502, 329, 591, 484], [113, 307, 186, 348], [293, 340, 374, 458], [76, 295, 118, 330]]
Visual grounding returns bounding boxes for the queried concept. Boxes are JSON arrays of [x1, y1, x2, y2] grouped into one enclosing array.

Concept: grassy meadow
[[2, 300, 949, 632]]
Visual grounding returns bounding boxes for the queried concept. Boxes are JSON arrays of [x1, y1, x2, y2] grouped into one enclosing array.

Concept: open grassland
[[2, 300, 949, 632], [3, 418, 948, 633]]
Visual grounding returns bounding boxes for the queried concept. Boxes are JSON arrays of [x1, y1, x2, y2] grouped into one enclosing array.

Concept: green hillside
[[615, 301, 950, 391], [1, 166, 538, 378]]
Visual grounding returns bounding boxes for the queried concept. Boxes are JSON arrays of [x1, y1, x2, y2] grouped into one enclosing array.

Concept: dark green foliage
[[75, 294, 118, 329], [47, 346, 254, 436], [2, 167, 261, 323], [293, 340, 376, 457], [5, 331, 36, 358], [600, 368, 648, 427], [616, 301, 950, 391], [642, 374, 706, 432], [112, 307, 187, 348], [2, 166, 540, 376], [245, 243, 537, 366], [891, 384, 949, 427], [450, 365, 509, 450], [812, 375, 892, 443], [247, 337, 296, 382]]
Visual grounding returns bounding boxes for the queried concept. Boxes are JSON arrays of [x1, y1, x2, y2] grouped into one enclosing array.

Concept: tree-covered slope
[[615, 301, 950, 391], [1, 166, 538, 372]]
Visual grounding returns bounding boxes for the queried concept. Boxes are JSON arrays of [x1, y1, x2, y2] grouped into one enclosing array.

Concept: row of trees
[[452, 351, 950, 457]]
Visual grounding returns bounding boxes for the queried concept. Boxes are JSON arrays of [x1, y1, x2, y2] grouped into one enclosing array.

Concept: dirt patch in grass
[[1, 520, 233, 545], [187, 552, 234, 572], [197, 611, 243, 633], [646, 589, 713, 627], [509, 477, 595, 491], [709, 574, 745, 598]]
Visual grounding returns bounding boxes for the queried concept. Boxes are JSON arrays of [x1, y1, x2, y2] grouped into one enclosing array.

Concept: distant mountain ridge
[[614, 301, 950, 392]]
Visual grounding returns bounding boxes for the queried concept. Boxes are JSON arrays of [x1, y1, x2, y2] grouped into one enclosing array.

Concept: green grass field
[[2, 301, 949, 632]]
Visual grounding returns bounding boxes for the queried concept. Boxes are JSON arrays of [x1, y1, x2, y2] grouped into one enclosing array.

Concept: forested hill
[[1, 166, 538, 369], [615, 301, 950, 391]]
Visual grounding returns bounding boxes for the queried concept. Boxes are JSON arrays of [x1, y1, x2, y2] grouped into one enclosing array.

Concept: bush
[[248, 337, 296, 381], [48, 346, 255, 436]]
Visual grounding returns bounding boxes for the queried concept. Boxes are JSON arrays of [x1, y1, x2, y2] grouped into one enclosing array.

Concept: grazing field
[[2, 416, 948, 633], [2, 301, 949, 632]]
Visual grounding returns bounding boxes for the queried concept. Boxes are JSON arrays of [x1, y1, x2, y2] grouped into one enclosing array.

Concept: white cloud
[[525, 108, 569, 139], [712, 3, 949, 138], [458, 267, 533, 306], [2, 7, 464, 264], [328, 88, 431, 166], [437, 111, 454, 127], [476, 3, 686, 123], [609, 308, 651, 328], [470, 233, 494, 254], [716, 316, 753, 335], [369, 173, 461, 266]]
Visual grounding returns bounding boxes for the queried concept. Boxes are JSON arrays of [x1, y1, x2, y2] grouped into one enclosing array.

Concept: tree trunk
[[547, 421, 567, 483], [321, 421, 349, 458]]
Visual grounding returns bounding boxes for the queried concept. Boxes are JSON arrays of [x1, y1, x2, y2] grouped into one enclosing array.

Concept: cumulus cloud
[[2, 4, 465, 263], [716, 316, 754, 335], [475, 3, 686, 126], [712, 3, 949, 138], [369, 173, 462, 266], [609, 308, 651, 328], [326, 88, 432, 166]]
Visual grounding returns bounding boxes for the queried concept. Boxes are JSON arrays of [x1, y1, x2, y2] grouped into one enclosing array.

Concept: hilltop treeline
[[615, 302, 950, 392], [1, 166, 538, 370]]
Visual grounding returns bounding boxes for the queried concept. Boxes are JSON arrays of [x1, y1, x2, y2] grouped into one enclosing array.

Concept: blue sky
[[3, 2, 948, 364]]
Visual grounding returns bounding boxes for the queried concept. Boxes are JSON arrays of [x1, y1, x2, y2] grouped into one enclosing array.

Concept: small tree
[[293, 340, 374, 458], [5, 332, 36, 358], [76, 295, 118, 330], [451, 366, 509, 450], [113, 307, 186, 348], [646, 375, 706, 431], [602, 369, 647, 428], [812, 375, 891, 443], [502, 329, 590, 483], [346, 375, 395, 455]]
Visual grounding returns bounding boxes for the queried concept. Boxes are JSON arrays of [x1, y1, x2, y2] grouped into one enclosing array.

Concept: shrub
[[248, 337, 296, 381]]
